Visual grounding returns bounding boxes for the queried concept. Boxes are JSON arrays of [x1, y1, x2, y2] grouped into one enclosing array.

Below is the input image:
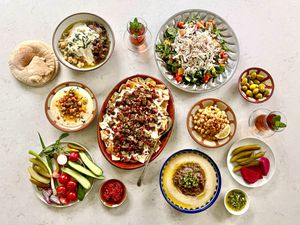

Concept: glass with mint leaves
[[124, 17, 152, 53], [128, 17, 146, 46], [249, 108, 287, 137]]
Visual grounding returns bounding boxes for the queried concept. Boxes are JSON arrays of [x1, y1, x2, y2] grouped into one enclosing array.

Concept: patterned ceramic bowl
[[45, 81, 98, 132], [154, 9, 239, 93], [238, 67, 274, 103], [187, 98, 237, 148], [159, 149, 221, 213]]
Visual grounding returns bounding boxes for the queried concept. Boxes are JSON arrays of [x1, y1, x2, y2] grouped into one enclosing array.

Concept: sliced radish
[[57, 154, 68, 166]]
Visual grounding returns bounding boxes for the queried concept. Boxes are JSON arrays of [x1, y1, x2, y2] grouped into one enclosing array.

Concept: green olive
[[264, 89, 270, 97], [250, 84, 257, 90], [259, 83, 266, 92], [254, 79, 260, 84], [246, 90, 253, 97], [242, 85, 248, 92], [250, 71, 257, 80], [255, 93, 263, 99], [256, 74, 265, 81], [241, 78, 247, 85], [253, 88, 259, 95], [249, 80, 254, 85]]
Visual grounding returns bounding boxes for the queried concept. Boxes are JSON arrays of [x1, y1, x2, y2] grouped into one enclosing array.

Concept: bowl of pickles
[[238, 67, 274, 103]]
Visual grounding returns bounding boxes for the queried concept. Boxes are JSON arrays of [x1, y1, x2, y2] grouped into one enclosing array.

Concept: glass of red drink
[[128, 17, 147, 46], [249, 108, 287, 137]]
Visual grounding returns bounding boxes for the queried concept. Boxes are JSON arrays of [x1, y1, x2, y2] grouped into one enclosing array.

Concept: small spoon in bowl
[[137, 117, 173, 187]]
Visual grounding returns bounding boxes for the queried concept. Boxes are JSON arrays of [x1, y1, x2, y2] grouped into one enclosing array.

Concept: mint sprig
[[272, 115, 286, 130], [129, 17, 142, 34]]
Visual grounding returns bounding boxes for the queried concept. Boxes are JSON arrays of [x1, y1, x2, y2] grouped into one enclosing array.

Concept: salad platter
[[155, 9, 239, 93], [4, 6, 285, 218]]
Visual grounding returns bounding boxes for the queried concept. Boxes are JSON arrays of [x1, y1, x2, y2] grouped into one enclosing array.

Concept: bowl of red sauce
[[99, 179, 127, 207]]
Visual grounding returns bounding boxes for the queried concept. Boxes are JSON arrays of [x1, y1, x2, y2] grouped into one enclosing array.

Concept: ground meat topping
[[173, 162, 206, 196]]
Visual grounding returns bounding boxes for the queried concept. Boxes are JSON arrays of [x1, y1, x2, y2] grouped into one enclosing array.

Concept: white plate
[[227, 137, 275, 188]]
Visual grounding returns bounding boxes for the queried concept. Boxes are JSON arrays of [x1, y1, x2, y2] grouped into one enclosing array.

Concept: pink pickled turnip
[[247, 166, 263, 179], [259, 157, 270, 176], [240, 167, 262, 184]]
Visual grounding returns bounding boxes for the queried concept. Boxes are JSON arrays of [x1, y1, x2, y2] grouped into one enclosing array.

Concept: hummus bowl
[[45, 81, 98, 132], [159, 149, 221, 213]]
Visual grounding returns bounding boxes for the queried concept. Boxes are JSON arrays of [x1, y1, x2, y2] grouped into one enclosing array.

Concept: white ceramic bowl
[[52, 12, 115, 72], [224, 188, 250, 215]]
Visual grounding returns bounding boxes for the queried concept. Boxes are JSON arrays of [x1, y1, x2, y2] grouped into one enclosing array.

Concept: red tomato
[[220, 51, 229, 60], [56, 185, 67, 196], [177, 21, 185, 28], [66, 180, 77, 191], [58, 173, 70, 185], [67, 192, 77, 202], [59, 196, 69, 205], [69, 152, 79, 162], [175, 72, 183, 83], [203, 74, 211, 83]]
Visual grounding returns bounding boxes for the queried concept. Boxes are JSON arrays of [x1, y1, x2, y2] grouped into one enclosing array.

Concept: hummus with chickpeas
[[58, 21, 110, 68], [50, 86, 94, 128]]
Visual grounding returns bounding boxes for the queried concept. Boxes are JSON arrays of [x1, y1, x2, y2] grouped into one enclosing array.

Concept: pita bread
[[9, 40, 59, 87]]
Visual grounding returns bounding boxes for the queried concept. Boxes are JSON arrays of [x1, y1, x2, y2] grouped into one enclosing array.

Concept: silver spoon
[[137, 117, 173, 187]]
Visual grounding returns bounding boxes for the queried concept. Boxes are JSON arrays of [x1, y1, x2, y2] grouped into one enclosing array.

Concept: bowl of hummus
[[52, 12, 115, 71], [159, 149, 221, 213], [45, 81, 98, 132]]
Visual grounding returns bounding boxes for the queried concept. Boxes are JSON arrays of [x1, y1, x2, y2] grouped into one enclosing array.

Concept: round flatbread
[[9, 40, 59, 87]]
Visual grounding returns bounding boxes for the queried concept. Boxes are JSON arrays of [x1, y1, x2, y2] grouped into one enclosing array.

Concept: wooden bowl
[[187, 98, 237, 148], [97, 74, 175, 170], [238, 67, 274, 103], [45, 81, 98, 132]]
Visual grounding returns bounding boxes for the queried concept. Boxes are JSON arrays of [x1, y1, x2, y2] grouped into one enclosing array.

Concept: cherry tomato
[[203, 74, 211, 83], [59, 196, 69, 205], [175, 71, 183, 83], [67, 192, 77, 202], [56, 185, 67, 196], [58, 173, 70, 185], [220, 51, 229, 60], [69, 152, 79, 162], [177, 21, 185, 28], [66, 180, 77, 191]]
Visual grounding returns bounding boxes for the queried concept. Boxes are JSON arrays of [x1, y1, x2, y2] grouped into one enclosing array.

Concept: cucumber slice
[[68, 161, 104, 180], [61, 167, 91, 190], [79, 152, 103, 176]]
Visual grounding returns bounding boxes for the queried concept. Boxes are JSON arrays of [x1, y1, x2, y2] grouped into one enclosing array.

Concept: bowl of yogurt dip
[[52, 12, 115, 72]]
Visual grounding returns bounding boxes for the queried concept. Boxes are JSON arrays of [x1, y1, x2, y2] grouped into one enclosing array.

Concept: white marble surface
[[0, 0, 299, 224]]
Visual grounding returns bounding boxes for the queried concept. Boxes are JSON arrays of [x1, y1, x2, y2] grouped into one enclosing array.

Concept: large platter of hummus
[[45, 81, 98, 132], [159, 149, 221, 213]]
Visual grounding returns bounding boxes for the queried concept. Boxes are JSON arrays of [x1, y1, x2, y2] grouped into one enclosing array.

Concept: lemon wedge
[[215, 124, 231, 140]]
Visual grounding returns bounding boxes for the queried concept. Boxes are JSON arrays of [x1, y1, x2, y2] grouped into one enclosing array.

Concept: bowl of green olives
[[238, 67, 274, 103]]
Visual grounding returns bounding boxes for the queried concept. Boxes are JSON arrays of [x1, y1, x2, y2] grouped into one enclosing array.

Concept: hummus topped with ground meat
[[162, 152, 218, 209]]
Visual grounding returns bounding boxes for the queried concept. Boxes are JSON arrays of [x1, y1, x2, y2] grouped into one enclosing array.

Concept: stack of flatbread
[[9, 40, 59, 87]]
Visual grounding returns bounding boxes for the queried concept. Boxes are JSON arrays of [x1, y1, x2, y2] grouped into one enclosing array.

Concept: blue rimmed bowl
[[159, 149, 221, 213]]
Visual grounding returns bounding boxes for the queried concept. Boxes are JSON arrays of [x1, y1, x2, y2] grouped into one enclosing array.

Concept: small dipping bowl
[[224, 188, 250, 215], [99, 179, 127, 208]]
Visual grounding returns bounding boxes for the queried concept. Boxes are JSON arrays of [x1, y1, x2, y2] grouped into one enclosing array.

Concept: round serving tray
[[154, 9, 239, 93]]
